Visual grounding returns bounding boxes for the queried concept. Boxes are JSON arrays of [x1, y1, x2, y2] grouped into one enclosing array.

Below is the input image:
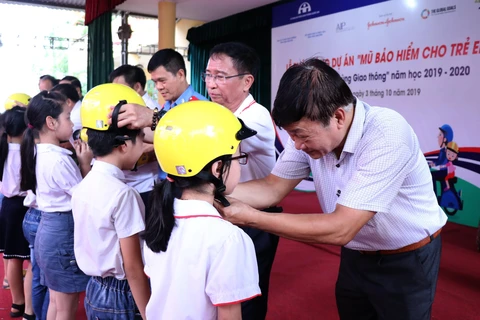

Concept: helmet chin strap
[[110, 100, 127, 132], [195, 171, 230, 207]]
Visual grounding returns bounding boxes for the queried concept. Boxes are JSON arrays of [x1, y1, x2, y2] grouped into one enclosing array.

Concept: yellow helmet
[[154, 100, 256, 177], [5, 93, 31, 110], [447, 141, 459, 153], [80, 83, 146, 141]]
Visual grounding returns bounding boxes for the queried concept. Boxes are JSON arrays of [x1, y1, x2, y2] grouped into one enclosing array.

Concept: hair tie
[[166, 176, 174, 183], [28, 123, 34, 129]]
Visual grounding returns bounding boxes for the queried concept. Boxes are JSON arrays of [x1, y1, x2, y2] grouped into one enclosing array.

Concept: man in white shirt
[[204, 42, 278, 320], [110, 65, 159, 215], [216, 58, 447, 320]]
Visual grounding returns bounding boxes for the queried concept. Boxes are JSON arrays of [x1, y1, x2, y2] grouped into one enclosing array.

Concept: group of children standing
[[0, 82, 262, 319]]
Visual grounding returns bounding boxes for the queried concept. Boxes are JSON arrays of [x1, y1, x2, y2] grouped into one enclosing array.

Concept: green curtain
[[187, 4, 274, 110], [187, 44, 210, 98], [87, 12, 114, 90]]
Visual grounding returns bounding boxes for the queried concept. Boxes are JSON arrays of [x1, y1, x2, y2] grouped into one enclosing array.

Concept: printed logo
[[175, 166, 187, 175], [367, 17, 405, 29], [336, 21, 354, 32], [421, 9, 430, 19], [298, 2, 311, 15], [422, 5, 456, 18], [290, 1, 320, 21]]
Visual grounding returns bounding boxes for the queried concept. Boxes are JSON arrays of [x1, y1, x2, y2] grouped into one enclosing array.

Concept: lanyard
[[238, 100, 256, 115]]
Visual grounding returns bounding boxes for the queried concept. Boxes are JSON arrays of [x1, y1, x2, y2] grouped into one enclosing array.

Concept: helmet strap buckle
[[196, 171, 230, 207]]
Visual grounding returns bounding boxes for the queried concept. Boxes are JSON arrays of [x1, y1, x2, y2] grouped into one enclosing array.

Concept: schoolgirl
[[143, 101, 261, 319], [0, 106, 31, 318], [20, 91, 92, 319]]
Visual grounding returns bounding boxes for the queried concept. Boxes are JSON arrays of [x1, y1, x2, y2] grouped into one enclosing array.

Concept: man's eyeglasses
[[230, 152, 248, 165], [201, 72, 249, 84]]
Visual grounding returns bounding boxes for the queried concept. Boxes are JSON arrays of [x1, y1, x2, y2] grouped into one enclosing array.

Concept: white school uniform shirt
[[71, 100, 82, 133], [122, 93, 159, 193], [72, 161, 145, 279], [144, 199, 261, 320], [0, 143, 27, 197], [23, 190, 38, 208], [35, 143, 82, 212], [272, 99, 447, 251], [234, 94, 276, 182]]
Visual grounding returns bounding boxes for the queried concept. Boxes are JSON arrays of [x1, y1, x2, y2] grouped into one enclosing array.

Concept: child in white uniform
[[143, 101, 261, 319], [0, 106, 31, 318], [20, 91, 93, 319], [72, 83, 150, 319]]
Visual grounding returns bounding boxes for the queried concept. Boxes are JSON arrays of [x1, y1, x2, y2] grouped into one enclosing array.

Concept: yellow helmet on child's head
[[80, 83, 146, 141], [4, 93, 31, 110], [447, 141, 459, 153], [154, 100, 256, 177]]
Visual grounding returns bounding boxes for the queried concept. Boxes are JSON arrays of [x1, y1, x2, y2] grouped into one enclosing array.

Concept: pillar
[[158, 1, 176, 50]]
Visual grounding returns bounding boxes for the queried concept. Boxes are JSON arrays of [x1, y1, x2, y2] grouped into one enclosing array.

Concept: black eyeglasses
[[230, 152, 248, 165], [201, 72, 249, 84]]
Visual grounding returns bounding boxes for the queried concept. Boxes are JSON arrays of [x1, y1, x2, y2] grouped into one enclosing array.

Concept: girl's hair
[[20, 91, 67, 192], [144, 155, 233, 253], [0, 106, 27, 181]]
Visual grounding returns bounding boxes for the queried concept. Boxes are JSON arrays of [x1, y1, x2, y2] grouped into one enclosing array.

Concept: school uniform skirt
[[35, 210, 90, 293], [0, 196, 30, 259]]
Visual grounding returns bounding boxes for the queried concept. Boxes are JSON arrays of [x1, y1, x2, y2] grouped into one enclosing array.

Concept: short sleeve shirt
[[272, 100, 447, 250]]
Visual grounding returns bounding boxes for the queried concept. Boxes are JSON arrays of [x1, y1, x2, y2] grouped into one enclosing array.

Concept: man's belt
[[358, 228, 442, 255]]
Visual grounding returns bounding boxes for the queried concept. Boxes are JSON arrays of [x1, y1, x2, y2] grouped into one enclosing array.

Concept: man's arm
[[230, 174, 302, 209], [217, 199, 374, 245]]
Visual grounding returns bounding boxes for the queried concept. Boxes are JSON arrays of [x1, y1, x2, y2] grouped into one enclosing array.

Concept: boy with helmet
[[71, 83, 150, 319], [143, 100, 261, 319]]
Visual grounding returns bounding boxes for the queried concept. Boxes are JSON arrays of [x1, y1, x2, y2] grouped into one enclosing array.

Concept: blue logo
[[298, 2, 312, 15]]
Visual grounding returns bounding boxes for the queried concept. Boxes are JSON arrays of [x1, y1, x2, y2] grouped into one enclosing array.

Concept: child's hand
[[74, 140, 93, 165]]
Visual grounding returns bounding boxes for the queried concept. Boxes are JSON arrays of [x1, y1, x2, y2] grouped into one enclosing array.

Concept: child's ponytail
[[20, 124, 37, 191], [0, 107, 27, 181], [144, 177, 177, 253]]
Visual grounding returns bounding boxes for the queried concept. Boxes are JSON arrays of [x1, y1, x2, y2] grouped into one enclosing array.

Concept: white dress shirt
[[234, 94, 276, 182], [272, 99, 447, 251]]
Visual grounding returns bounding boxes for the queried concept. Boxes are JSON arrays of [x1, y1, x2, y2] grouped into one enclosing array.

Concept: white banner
[[272, 0, 480, 227]]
